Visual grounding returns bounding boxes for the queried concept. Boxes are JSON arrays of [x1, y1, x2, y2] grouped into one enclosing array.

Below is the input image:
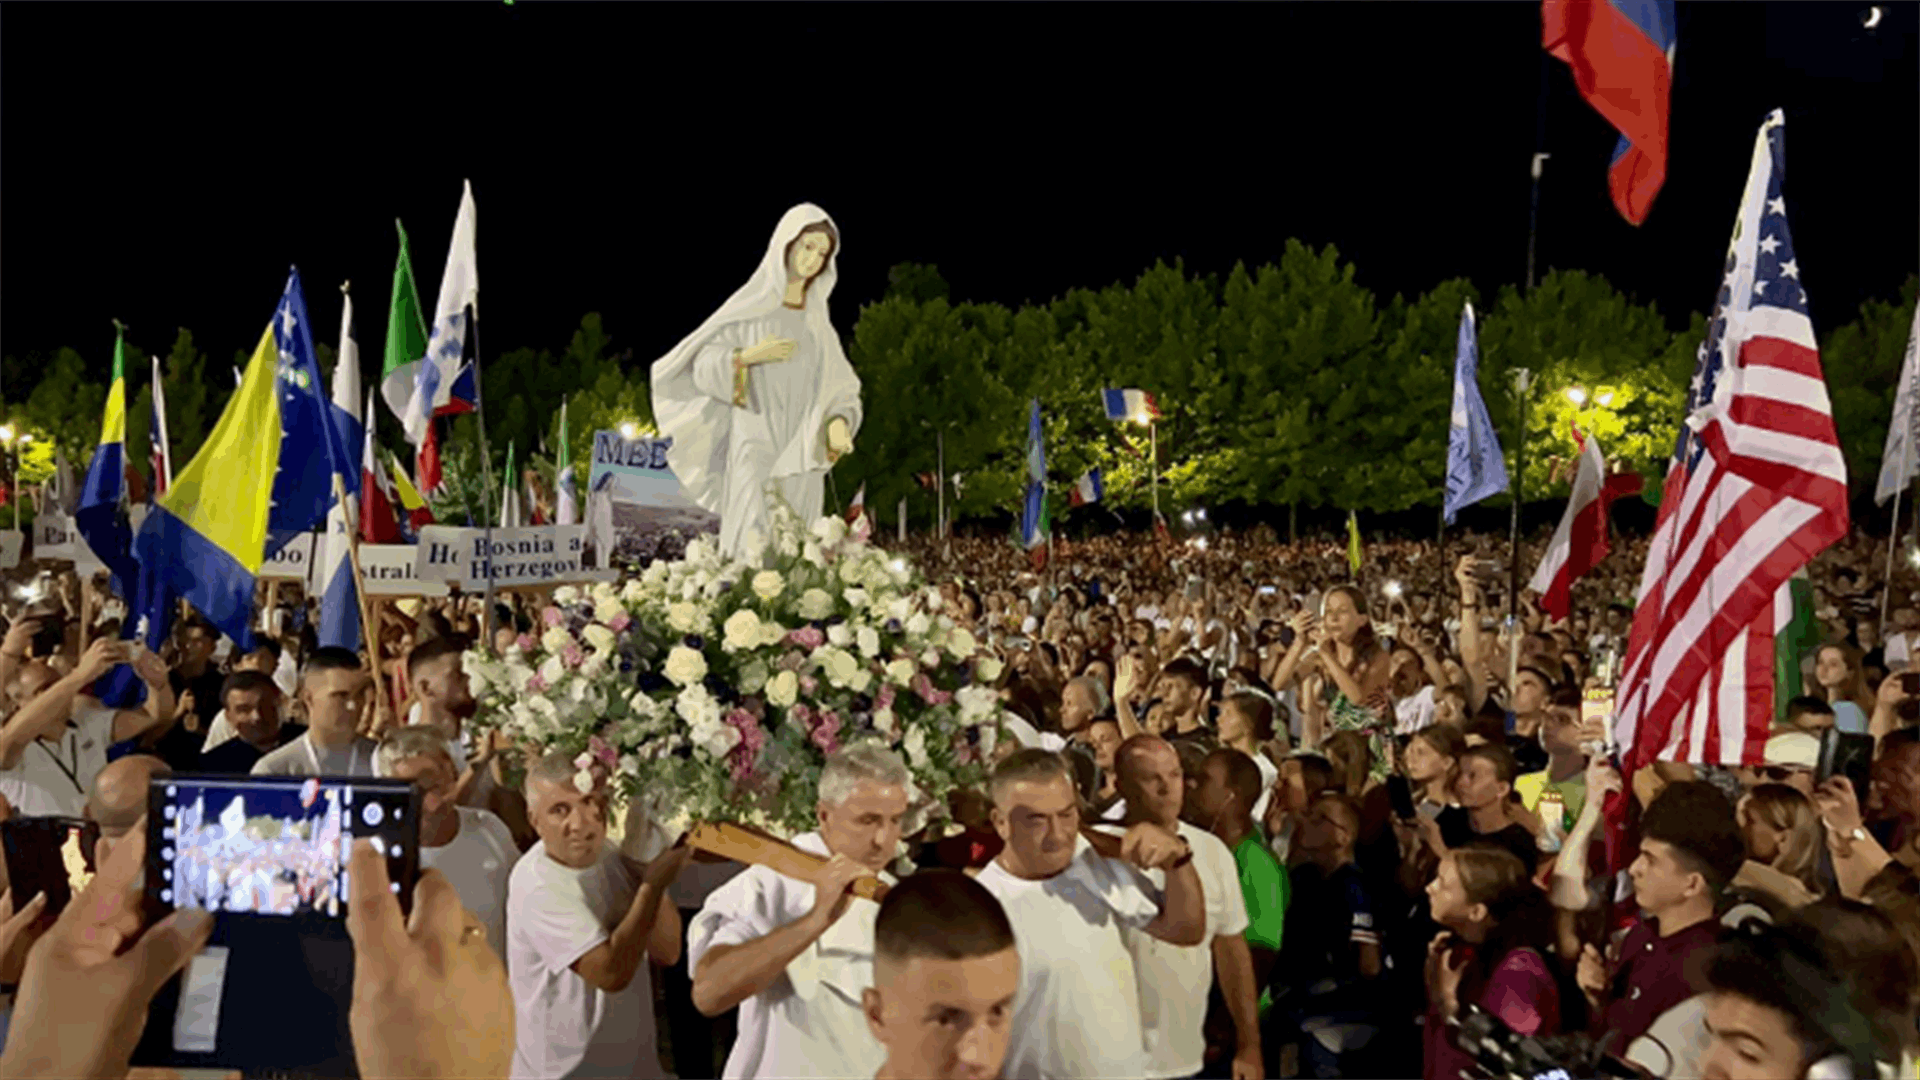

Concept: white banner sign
[[261, 532, 321, 584], [359, 544, 448, 597], [417, 525, 604, 589], [34, 513, 78, 561], [0, 531, 22, 571]]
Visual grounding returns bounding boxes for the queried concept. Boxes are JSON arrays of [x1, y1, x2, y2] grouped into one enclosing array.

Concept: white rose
[[540, 627, 573, 653], [618, 753, 640, 774], [856, 626, 881, 659], [554, 586, 581, 606], [885, 658, 916, 686], [978, 722, 999, 759], [766, 669, 800, 708], [956, 684, 999, 720], [906, 613, 931, 637], [667, 601, 704, 636], [622, 579, 649, 604], [641, 562, 668, 588], [777, 530, 801, 559], [594, 596, 626, 624], [796, 588, 836, 621], [920, 649, 942, 670], [947, 629, 979, 658], [903, 726, 930, 768], [664, 646, 709, 687], [679, 579, 702, 602], [873, 707, 899, 739], [820, 648, 860, 688], [675, 684, 720, 727], [723, 609, 763, 652], [811, 516, 849, 546], [627, 690, 661, 719], [926, 591, 944, 612], [573, 769, 596, 794], [759, 622, 788, 648], [842, 587, 871, 611], [582, 624, 617, 654], [691, 718, 741, 759], [976, 656, 1005, 682], [886, 597, 912, 622], [578, 652, 608, 679], [849, 668, 874, 694], [738, 659, 770, 694], [802, 541, 826, 568], [539, 655, 567, 686], [827, 623, 853, 648], [752, 570, 785, 601]]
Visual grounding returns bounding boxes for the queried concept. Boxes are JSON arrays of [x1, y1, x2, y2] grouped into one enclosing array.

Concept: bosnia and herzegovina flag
[[77, 324, 139, 601], [135, 268, 352, 646]]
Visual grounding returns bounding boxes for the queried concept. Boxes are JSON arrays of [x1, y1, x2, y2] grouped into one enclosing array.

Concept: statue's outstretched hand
[[740, 337, 797, 366], [826, 416, 854, 462]]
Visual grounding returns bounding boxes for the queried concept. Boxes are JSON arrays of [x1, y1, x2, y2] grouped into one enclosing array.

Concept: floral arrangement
[[462, 504, 1010, 837]]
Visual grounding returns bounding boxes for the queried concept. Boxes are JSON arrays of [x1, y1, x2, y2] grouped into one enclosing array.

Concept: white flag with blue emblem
[[1444, 301, 1509, 524], [1876, 303, 1920, 505], [319, 288, 363, 652], [402, 180, 477, 446]]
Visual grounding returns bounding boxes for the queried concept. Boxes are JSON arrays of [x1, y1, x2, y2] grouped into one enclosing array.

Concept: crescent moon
[[1865, 6, 1883, 29]]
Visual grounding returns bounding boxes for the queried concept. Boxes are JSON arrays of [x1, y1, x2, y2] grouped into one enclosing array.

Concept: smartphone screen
[[147, 776, 420, 921], [136, 776, 419, 1075], [1580, 689, 1616, 754], [1386, 774, 1416, 820], [1, 815, 98, 917], [1903, 671, 1920, 697]]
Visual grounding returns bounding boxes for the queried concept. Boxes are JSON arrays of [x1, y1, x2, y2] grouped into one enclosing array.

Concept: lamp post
[[1135, 411, 1158, 522]]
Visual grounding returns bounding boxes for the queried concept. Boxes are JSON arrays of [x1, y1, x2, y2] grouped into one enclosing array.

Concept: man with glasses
[[1733, 730, 1818, 797]]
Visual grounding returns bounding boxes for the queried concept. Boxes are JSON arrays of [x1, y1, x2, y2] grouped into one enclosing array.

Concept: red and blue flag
[[1543, 0, 1677, 226]]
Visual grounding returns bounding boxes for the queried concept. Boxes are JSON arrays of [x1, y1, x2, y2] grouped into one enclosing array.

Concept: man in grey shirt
[[252, 647, 379, 777]]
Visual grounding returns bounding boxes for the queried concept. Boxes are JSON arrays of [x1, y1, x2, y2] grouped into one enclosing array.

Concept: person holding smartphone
[[0, 639, 173, 819]]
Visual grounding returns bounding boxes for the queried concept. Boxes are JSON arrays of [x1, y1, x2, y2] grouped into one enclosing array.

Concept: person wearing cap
[[1735, 730, 1818, 798]]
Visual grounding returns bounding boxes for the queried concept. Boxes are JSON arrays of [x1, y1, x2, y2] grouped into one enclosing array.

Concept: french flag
[[1102, 388, 1160, 423], [1527, 433, 1640, 621], [1069, 469, 1103, 507], [1543, 0, 1676, 226]]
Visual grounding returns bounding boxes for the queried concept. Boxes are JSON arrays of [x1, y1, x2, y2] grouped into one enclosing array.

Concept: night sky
[[3, 2, 1914, 378]]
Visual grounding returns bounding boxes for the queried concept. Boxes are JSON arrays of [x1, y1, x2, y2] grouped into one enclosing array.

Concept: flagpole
[[332, 473, 387, 732], [468, 303, 501, 657], [1509, 368, 1531, 690]]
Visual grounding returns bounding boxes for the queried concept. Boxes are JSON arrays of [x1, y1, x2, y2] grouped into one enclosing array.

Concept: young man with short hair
[[1577, 780, 1747, 1049], [1513, 690, 1588, 851], [690, 742, 912, 1079], [1265, 753, 1336, 865], [508, 751, 691, 1079], [1783, 695, 1837, 734], [1272, 791, 1382, 1078], [1436, 743, 1539, 873], [1504, 666, 1555, 774], [976, 748, 1205, 1080], [250, 647, 379, 777], [863, 871, 1019, 1080]]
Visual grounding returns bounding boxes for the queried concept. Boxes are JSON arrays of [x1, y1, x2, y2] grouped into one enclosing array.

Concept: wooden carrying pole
[[331, 474, 388, 734], [687, 821, 889, 902]]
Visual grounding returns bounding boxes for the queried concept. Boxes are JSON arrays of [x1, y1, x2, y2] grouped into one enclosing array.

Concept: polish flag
[[1528, 433, 1639, 621]]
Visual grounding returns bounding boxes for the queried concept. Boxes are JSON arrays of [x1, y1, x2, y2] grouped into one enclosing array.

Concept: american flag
[[1612, 110, 1849, 773]]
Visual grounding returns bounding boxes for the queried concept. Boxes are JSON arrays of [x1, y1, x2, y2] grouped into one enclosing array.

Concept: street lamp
[[1564, 388, 1587, 406], [1134, 411, 1159, 521], [619, 422, 638, 440]]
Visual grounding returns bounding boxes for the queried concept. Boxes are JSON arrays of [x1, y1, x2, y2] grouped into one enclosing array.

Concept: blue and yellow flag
[[134, 268, 352, 645], [77, 324, 137, 600]]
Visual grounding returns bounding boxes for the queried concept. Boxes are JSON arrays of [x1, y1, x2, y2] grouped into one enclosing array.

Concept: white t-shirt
[[0, 700, 116, 818], [686, 832, 890, 1080], [1394, 685, 1438, 736], [421, 806, 517, 959], [975, 835, 1161, 1080], [201, 710, 236, 754], [1249, 751, 1279, 831], [1094, 822, 1249, 1078], [250, 733, 378, 777], [507, 841, 663, 1080]]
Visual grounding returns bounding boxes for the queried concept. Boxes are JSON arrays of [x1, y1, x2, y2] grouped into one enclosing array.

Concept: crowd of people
[[0, 516, 1918, 1079]]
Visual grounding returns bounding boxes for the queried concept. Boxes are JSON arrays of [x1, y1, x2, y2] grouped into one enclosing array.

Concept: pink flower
[[779, 649, 808, 673], [542, 606, 565, 628], [912, 673, 952, 707], [787, 626, 826, 650], [790, 703, 814, 728], [588, 735, 618, 768], [810, 709, 843, 755], [723, 709, 767, 783], [606, 612, 632, 633], [516, 634, 536, 652], [528, 674, 548, 693], [875, 684, 896, 712], [561, 643, 585, 669], [800, 675, 818, 695]]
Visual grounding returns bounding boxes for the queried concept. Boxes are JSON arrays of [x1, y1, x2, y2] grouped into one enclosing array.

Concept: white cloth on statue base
[[685, 832, 890, 1080]]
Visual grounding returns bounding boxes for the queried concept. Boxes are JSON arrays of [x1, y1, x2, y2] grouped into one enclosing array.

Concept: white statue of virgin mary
[[650, 203, 863, 560]]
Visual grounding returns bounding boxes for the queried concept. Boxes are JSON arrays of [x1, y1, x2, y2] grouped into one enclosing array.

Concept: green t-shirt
[[1515, 769, 1588, 826], [1233, 831, 1290, 954]]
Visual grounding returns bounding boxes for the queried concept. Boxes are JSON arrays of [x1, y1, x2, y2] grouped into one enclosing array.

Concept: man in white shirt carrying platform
[[975, 747, 1206, 1080], [375, 725, 517, 958], [1105, 735, 1263, 1080], [251, 647, 379, 778], [508, 750, 691, 1080], [688, 741, 910, 1079]]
